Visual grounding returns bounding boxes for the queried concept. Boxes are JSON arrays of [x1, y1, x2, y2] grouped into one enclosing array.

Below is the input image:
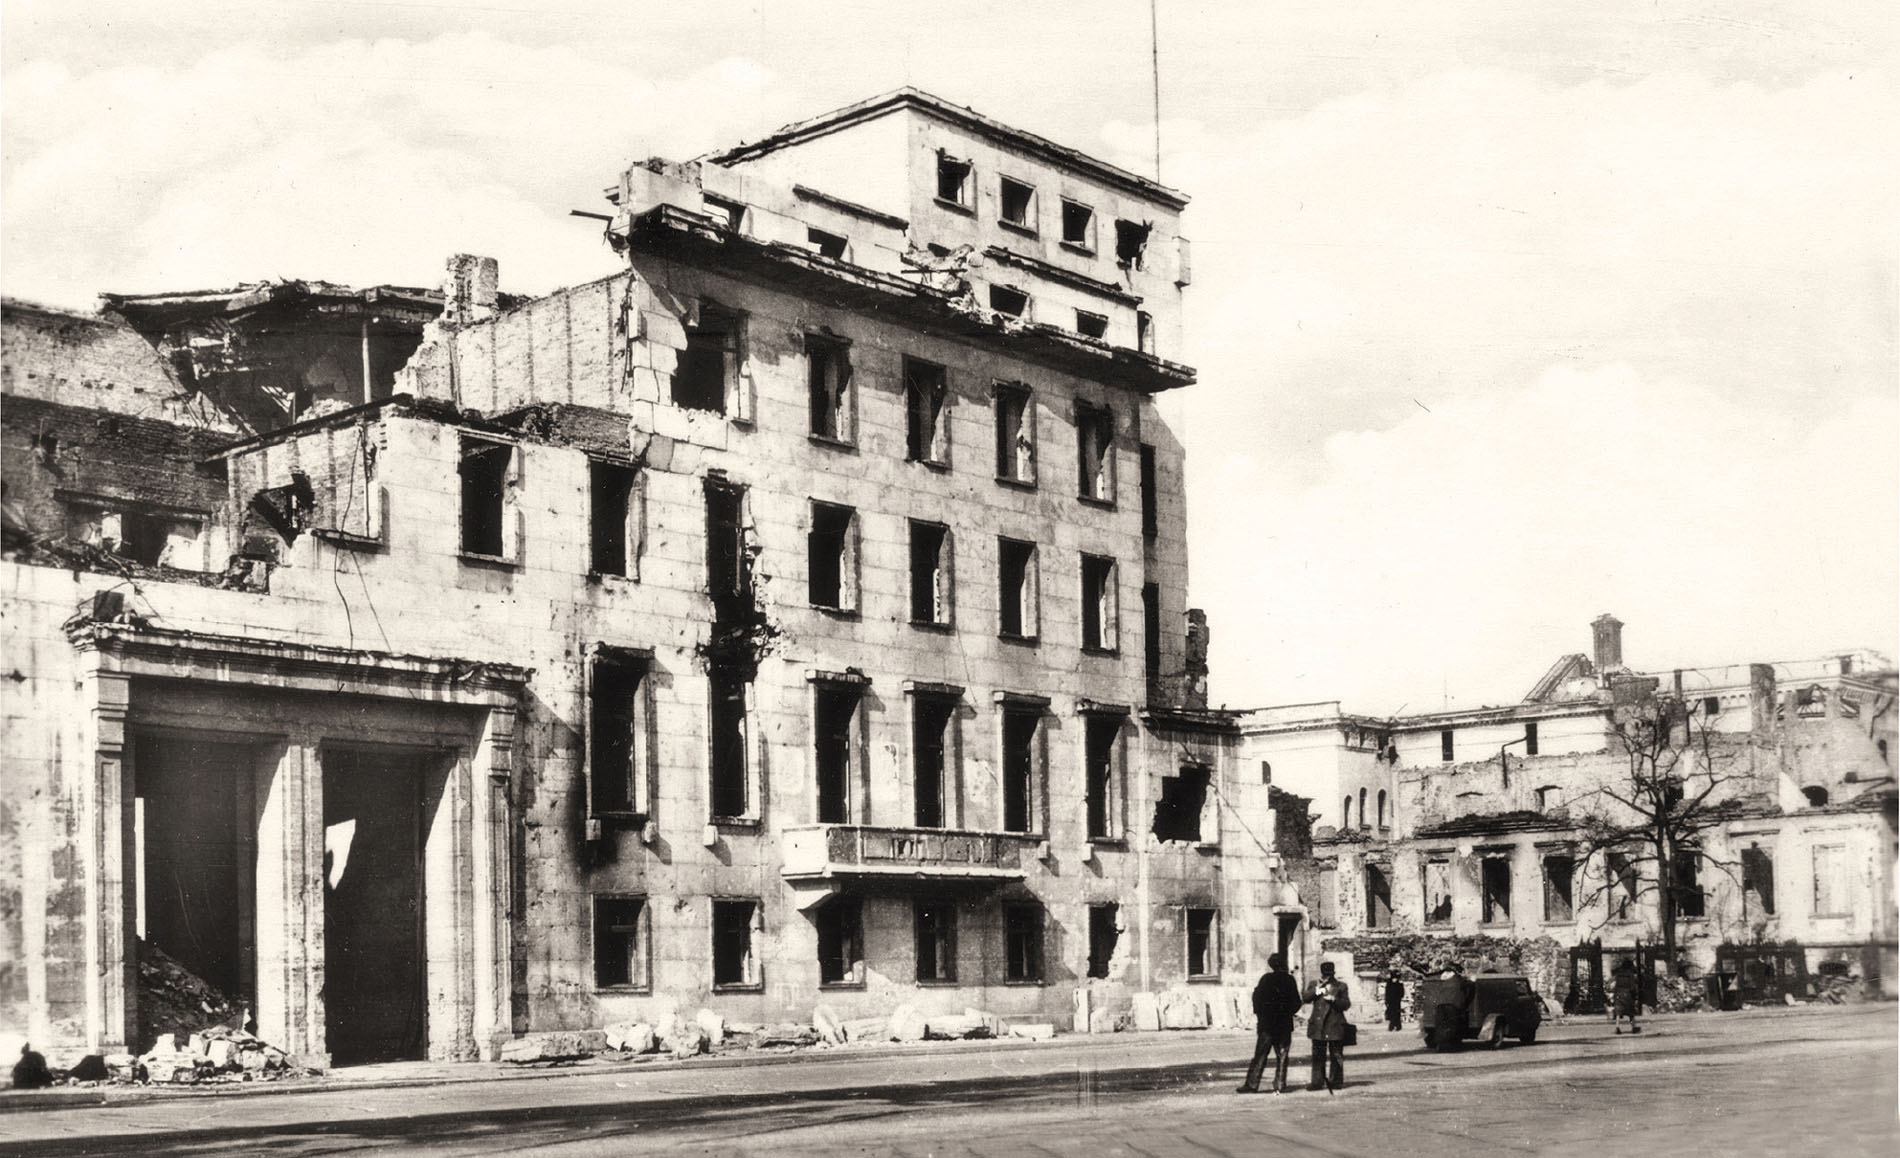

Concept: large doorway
[[139, 736, 258, 1013], [323, 748, 429, 1065]]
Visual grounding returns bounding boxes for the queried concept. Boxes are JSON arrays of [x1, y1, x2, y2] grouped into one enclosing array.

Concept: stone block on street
[[1130, 992, 1162, 1032]]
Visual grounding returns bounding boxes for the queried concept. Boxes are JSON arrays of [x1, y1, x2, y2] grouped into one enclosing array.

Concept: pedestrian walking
[[1303, 961, 1352, 1091], [1610, 957, 1642, 1034], [1384, 970, 1405, 1031], [1237, 952, 1303, 1094]]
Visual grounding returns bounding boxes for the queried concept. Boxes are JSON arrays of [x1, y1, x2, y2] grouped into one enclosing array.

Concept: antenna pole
[[1150, 0, 1162, 180]]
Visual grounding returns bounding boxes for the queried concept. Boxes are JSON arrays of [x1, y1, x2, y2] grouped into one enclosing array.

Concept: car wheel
[[1422, 1029, 1435, 1049], [1519, 1026, 1537, 1045], [1488, 1021, 1506, 1049]]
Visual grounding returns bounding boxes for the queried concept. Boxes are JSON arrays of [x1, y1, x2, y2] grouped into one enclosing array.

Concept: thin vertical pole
[[1150, 0, 1162, 181]]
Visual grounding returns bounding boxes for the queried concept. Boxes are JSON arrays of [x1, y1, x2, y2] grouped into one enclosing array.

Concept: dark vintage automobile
[[1418, 974, 1542, 1050]]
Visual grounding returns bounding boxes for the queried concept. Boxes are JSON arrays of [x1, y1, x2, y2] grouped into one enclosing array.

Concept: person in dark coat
[[1384, 970, 1406, 1031], [1238, 952, 1303, 1093], [11, 1043, 54, 1090], [1611, 958, 1642, 1034], [1303, 960, 1352, 1090]]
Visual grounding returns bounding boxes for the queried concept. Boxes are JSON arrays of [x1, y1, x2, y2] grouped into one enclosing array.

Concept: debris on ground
[[136, 939, 242, 1051]]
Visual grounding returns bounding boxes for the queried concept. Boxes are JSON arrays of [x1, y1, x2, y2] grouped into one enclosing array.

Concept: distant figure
[[1384, 970, 1406, 1032], [1238, 952, 1304, 1094], [1611, 958, 1642, 1034], [12, 1043, 54, 1090], [1303, 961, 1352, 1091]]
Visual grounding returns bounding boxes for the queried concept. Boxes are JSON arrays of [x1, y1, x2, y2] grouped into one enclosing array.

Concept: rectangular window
[[1075, 310, 1108, 340], [816, 898, 863, 986], [1702, 695, 1722, 718], [458, 437, 513, 557], [672, 301, 736, 413], [1608, 850, 1640, 920], [807, 227, 847, 259], [813, 685, 859, 825], [998, 538, 1039, 640], [1001, 707, 1040, 834], [1087, 903, 1119, 979], [588, 649, 645, 816], [989, 284, 1029, 318], [1076, 402, 1114, 502], [914, 898, 957, 982], [1186, 908, 1218, 978], [1535, 786, 1560, 811], [1524, 721, 1539, 756], [1673, 849, 1706, 919], [704, 195, 745, 231], [1005, 903, 1044, 983], [1543, 855, 1575, 922], [936, 153, 971, 206], [1481, 855, 1512, 923], [80, 506, 202, 568], [712, 899, 760, 989], [993, 384, 1036, 483], [1424, 859, 1452, 925], [593, 896, 649, 989], [1136, 310, 1154, 355], [1742, 844, 1776, 916], [1440, 730, 1455, 762], [808, 501, 858, 611], [1061, 200, 1094, 249], [709, 671, 749, 819], [1081, 554, 1118, 651], [1152, 763, 1209, 843], [909, 520, 953, 626], [1114, 219, 1150, 269], [1138, 444, 1158, 538], [1813, 844, 1846, 915], [1317, 866, 1339, 927], [912, 694, 955, 828], [589, 460, 639, 577], [1084, 715, 1121, 840], [999, 176, 1035, 229], [807, 334, 853, 442], [1366, 864, 1393, 929], [705, 479, 751, 621], [1142, 583, 1161, 692], [904, 357, 949, 465]]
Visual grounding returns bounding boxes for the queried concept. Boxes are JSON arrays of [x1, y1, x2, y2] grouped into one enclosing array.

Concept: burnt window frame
[[711, 897, 764, 991], [704, 477, 753, 622], [592, 894, 651, 991], [1365, 863, 1393, 929], [909, 689, 960, 829], [1074, 309, 1109, 340], [807, 500, 860, 614], [587, 458, 643, 579], [1440, 729, 1455, 763], [1741, 842, 1776, 918], [998, 175, 1037, 232], [585, 645, 651, 821], [1542, 853, 1576, 923], [904, 356, 951, 467], [988, 284, 1030, 319], [1113, 218, 1151, 270], [1424, 857, 1453, 925], [671, 299, 743, 416], [811, 678, 865, 826], [908, 519, 954, 628], [457, 435, 517, 562], [914, 897, 959, 983], [1075, 400, 1115, 504], [1083, 711, 1125, 842], [1086, 902, 1120, 979], [708, 669, 753, 822], [816, 896, 865, 988], [935, 151, 973, 209], [998, 700, 1045, 836], [1135, 310, 1154, 355], [1152, 761, 1212, 844], [805, 332, 855, 446], [1480, 852, 1513, 924], [1060, 198, 1096, 251], [993, 382, 1037, 486], [997, 536, 1040, 641], [1004, 902, 1045, 984], [1185, 907, 1219, 979], [1080, 553, 1119, 653]]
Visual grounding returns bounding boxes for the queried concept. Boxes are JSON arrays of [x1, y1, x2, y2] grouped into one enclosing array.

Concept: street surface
[[2, 1004, 1892, 1157]]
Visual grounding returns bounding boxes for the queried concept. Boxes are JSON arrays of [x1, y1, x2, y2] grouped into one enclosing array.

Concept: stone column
[[471, 705, 517, 1059], [76, 657, 131, 1052], [254, 731, 325, 1066]]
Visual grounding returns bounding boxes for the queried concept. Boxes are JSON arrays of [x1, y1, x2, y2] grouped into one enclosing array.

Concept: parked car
[[1418, 974, 1542, 1050]]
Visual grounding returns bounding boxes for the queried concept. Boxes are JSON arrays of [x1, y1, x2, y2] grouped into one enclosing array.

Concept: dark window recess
[[1366, 864, 1393, 929], [1703, 696, 1722, 718], [1152, 764, 1209, 843], [1342, 796, 1353, 829], [912, 695, 954, 828], [1481, 856, 1511, 923], [914, 898, 957, 982], [816, 898, 863, 985], [1608, 850, 1640, 920], [117, 512, 171, 565], [994, 386, 1034, 482], [814, 686, 855, 825], [1142, 582, 1161, 691], [1138, 444, 1158, 538], [1359, 788, 1368, 830], [1543, 855, 1575, 922], [593, 896, 646, 988], [1075, 310, 1108, 340], [905, 357, 948, 463], [459, 439, 510, 556], [705, 480, 751, 621], [1136, 310, 1154, 354], [937, 154, 971, 204], [1114, 219, 1151, 269], [709, 672, 749, 819], [808, 502, 854, 610], [807, 335, 852, 441], [1061, 201, 1094, 247], [1085, 716, 1118, 840], [590, 657, 642, 815], [807, 227, 847, 259], [999, 177, 1034, 227], [989, 285, 1028, 318], [1424, 860, 1452, 924], [1741, 845, 1776, 915], [1081, 554, 1116, 650], [999, 538, 1036, 638], [672, 302, 735, 413], [704, 196, 744, 230], [1077, 403, 1113, 501], [1673, 850, 1706, 918], [909, 520, 951, 624], [1087, 904, 1119, 979], [1802, 785, 1829, 807], [1005, 904, 1044, 982], [1186, 908, 1216, 976], [1001, 708, 1038, 834], [1524, 721, 1540, 757], [589, 460, 637, 576], [712, 900, 758, 987], [1440, 729, 1455, 762], [1376, 789, 1387, 827]]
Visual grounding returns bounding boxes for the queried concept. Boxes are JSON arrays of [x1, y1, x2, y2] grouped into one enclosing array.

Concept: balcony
[[781, 824, 1036, 907]]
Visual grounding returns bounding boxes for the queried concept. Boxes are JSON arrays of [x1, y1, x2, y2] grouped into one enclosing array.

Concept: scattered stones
[[499, 1030, 608, 1064], [604, 1022, 657, 1054], [964, 1008, 1006, 1038], [1159, 991, 1209, 1030], [811, 1005, 845, 1045], [667, 1022, 709, 1059], [694, 1009, 726, 1046], [887, 1004, 928, 1043], [840, 1017, 888, 1044]]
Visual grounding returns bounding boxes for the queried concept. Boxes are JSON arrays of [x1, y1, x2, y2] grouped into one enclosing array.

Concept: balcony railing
[[781, 824, 1037, 884]]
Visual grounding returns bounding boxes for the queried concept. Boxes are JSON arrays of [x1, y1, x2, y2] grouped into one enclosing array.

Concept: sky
[[4, 0, 1895, 712]]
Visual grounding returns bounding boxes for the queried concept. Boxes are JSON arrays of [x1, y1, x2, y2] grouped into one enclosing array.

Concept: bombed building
[[0, 90, 1291, 1066]]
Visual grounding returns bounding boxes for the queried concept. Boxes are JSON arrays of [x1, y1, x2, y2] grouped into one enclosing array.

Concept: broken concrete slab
[[603, 1022, 657, 1054], [667, 1023, 708, 1059], [840, 1017, 887, 1044], [499, 1030, 608, 1064], [694, 1009, 726, 1046], [812, 1005, 844, 1045], [1130, 992, 1162, 1032], [1009, 1023, 1056, 1041], [888, 1004, 928, 1043], [1159, 991, 1209, 1030]]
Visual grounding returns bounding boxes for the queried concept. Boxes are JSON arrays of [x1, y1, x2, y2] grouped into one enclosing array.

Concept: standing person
[[1610, 958, 1642, 1034], [1238, 953, 1303, 1094], [1384, 969, 1406, 1032], [1303, 961, 1352, 1091]]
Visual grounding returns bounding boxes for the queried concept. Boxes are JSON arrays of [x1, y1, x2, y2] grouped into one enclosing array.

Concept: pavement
[[1, 1003, 1893, 1156]]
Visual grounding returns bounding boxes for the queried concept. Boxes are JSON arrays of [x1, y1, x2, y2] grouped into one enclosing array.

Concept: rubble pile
[[136, 939, 241, 1051], [552, 1005, 1039, 1068], [111, 1027, 310, 1086]]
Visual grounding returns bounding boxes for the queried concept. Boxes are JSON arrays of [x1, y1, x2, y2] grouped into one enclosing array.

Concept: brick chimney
[[443, 254, 499, 325], [1592, 613, 1624, 674]]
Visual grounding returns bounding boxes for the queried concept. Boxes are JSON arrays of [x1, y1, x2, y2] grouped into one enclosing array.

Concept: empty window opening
[[672, 301, 736, 414], [1741, 844, 1776, 917], [1365, 865, 1393, 929], [1141, 582, 1161, 691], [1136, 310, 1154, 355], [808, 501, 857, 611], [914, 898, 957, 982], [1152, 763, 1209, 843], [1075, 310, 1108, 340], [1005, 903, 1044, 983], [1085, 715, 1120, 840], [1139, 444, 1158, 538], [1703, 695, 1722, 718], [807, 334, 853, 442], [1061, 200, 1094, 248], [1186, 908, 1218, 977], [909, 520, 952, 625], [905, 357, 949, 464], [999, 177, 1035, 228], [1342, 796, 1353, 830], [1672, 849, 1706, 919], [994, 385, 1035, 483], [704, 196, 745, 231], [998, 539, 1040, 641], [912, 694, 955, 828], [1440, 730, 1455, 762], [1524, 721, 1540, 756], [1880, 738, 1890, 764], [1535, 785, 1560, 811], [1813, 844, 1847, 915], [1260, 761, 1272, 786], [459, 438, 512, 556], [1076, 402, 1113, 501], [1087, 903, 1120, 979], [1376, 789, 1387, 828], [816, 898, 863, 986], [989, 285, 1029, 318], [807, 227, 847, 259], [1424, 859, 1452, 924], [1358, 788, 1368, 830], [1081, 554, 1118, 651], [1608, 850, 1640, 920], [593, 896, 649, 989], [1802, 785, 1829, 807], [1001, 707, 1040, 834], [813, 685, 859, 825], [1481, 855, 1512, 923], [1543, 855, 1575, 922], [589, 460, 639, 577], [1114, 219, 1151, 269], [705, 480, 752, 622], [936, 153, 972, 205], [712, 899, 760, 988], [588, 652, 645, 816], [709, 671, 750, 819]]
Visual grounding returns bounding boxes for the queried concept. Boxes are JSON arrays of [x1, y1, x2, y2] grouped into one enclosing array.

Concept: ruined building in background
[[1242, 615, 1898, 1009], [1, 89, 1293, 1066]]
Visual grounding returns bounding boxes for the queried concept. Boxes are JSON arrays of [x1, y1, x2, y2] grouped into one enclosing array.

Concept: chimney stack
[[1592, 613, 1624, 674], [443, 254, 499, 325]]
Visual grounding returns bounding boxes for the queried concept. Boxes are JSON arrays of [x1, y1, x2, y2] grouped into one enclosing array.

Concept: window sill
[[809, 434, 858, 453], [590, 810, 649, 827], [587, 570, 637, 585], [1005, 978, 1047, 987], [994, 475, 1038, 492], [999, 632, 1039, 647], [998, 219, 1038, 238], [712, 816, 762, 831], [712, 983, 765, 994], [458, 550, 519, 570], [1077, 494, 1117, 510], [910, 620, 955, 633], [1186, 975, 1222, 984], [819, 979, 868, 991], [1060, 241, 1097, 257], [812, 604, 860, 620], [907, 457, 952, 473], [596, 984, 653, 995], [1080, 646, 1120, 658], [934, 197, 975, 216], [916, 978, 961, 987], [313, 528, 384, 553], [1089, 836, 1127, 849]]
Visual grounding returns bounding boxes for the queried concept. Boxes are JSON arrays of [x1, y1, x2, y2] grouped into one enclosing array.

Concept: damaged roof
[[102, 280, 449, 333]]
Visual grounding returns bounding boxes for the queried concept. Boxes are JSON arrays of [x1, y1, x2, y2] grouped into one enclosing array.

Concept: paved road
[[3, 1005, 1892, 1157]]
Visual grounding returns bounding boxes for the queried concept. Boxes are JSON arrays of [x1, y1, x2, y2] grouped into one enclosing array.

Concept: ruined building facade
[[1, 90, 1286, 1065]]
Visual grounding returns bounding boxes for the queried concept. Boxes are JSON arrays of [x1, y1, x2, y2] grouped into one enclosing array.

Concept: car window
[[1514, 980, 1532, 996]]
